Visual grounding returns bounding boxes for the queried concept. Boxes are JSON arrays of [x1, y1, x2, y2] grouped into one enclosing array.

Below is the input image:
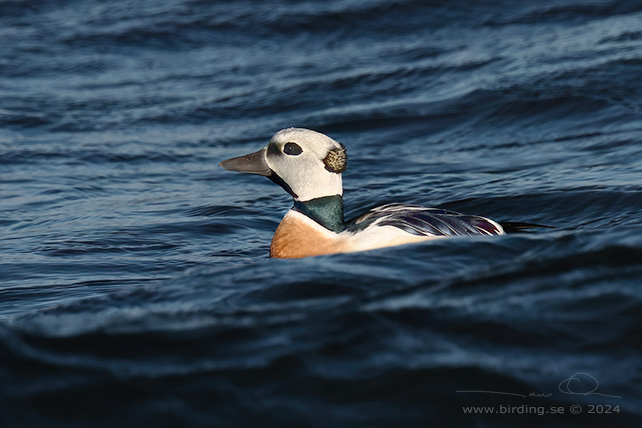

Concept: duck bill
[[219, 148, 271, 176]]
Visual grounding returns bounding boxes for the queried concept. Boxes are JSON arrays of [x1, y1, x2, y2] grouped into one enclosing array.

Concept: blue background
[[2, 0, 641, 426]]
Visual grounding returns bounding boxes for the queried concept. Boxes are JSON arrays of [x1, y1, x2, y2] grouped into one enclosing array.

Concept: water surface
[[2, 0, 642, 426]]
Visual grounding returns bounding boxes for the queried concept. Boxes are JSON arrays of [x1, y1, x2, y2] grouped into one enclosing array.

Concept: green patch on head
[[323, 143, 347, 174], [267, 142, 280, 156]]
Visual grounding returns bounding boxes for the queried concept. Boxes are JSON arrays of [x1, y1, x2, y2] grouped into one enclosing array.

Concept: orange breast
[[270, 212, 346, 259]]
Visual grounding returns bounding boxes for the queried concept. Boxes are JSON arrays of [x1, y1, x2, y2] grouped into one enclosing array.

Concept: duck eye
[[283, 142, 303, 156]]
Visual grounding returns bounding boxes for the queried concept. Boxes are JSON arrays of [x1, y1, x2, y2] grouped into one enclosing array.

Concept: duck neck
[[293, 195, 345, 233]]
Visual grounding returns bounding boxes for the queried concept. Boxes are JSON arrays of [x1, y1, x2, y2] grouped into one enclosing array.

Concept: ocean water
[[2, 0, 642, 426]]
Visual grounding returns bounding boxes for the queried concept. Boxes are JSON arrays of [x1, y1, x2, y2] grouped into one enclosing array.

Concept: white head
[[220, 128, 347, 202]]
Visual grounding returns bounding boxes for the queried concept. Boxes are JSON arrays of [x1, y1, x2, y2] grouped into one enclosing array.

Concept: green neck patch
[[293, 195, 345, 233]]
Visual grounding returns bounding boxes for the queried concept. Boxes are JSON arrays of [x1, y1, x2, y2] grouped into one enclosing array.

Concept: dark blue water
[[2, 1, 642, 426]]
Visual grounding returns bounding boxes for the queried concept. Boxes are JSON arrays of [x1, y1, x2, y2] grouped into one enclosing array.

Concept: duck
[[220, 128, 506, 259]]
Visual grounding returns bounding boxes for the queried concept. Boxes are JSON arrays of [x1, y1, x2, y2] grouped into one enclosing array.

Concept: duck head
[[219, 128, 347, 202]]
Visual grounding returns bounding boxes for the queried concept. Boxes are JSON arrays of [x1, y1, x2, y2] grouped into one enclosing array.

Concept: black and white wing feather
[[346, 204, 503, 237]]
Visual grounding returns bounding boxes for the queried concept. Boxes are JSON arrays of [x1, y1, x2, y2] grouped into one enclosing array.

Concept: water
[[2, 0, 642, 426]]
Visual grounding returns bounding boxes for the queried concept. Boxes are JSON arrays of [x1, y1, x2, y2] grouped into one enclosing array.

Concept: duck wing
[[346, 203, 503, 237]]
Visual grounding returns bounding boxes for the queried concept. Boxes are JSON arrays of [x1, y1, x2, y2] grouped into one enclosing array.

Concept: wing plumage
[[346, 203, 503, 237]]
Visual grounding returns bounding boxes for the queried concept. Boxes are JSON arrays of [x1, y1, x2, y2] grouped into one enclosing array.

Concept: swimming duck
[[220, 128, 505, 259]]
